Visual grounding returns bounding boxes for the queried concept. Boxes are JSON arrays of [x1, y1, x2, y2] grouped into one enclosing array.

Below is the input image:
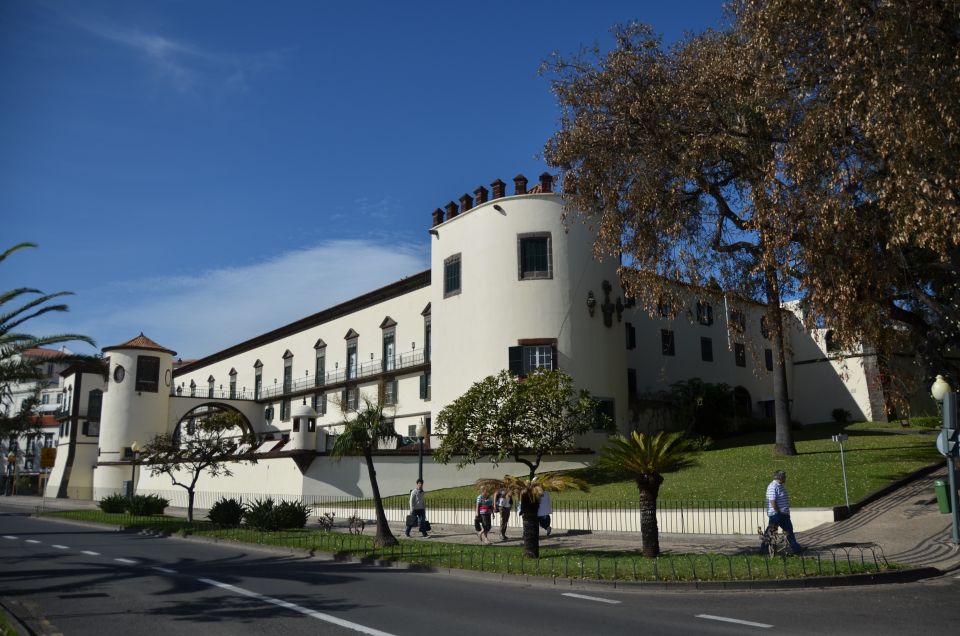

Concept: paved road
[[1, 510, 957, 635]]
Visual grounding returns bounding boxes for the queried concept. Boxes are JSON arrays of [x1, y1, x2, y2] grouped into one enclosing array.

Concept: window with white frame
[[517, 233, 552, 280]]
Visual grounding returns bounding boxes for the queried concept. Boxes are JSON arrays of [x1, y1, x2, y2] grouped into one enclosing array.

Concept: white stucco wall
[[429, 193, 627, 433]]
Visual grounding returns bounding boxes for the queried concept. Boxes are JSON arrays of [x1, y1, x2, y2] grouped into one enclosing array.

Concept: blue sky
[[1, 0, 725, 360]]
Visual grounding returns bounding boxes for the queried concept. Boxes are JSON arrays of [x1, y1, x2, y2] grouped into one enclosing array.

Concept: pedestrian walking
[[406, 478, 429, 537], [475, 488, 494, 544], [495, 486, 513, 541], [762, 469, 802, 554], [537, 489, 552, 536]]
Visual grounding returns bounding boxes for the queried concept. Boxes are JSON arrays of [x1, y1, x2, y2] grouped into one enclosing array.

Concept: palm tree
[[476, 473, 587, 558], [597, 431, 697, 557], [329, 395, 398, 548], [1, 242, 97, 433]]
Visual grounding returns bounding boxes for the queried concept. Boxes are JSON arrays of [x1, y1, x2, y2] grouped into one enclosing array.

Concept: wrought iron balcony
[[257, 349, 428, 400]]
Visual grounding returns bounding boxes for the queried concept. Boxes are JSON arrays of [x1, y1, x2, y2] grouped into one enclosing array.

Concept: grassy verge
[[42, 510, 896, 581], [415, 423, 940, 507]]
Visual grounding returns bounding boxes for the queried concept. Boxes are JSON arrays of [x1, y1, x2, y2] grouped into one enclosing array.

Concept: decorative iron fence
[[67, 488, 766, 536]]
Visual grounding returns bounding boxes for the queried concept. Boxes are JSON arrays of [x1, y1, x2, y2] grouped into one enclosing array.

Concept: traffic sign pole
[[942, 392, 959, 544]]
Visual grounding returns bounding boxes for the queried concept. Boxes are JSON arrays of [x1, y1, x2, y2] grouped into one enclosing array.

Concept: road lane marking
[[81, 551, 100, 556], [197, 578, 396, 636], [152, 566, 176, 574], [51, 545, 69, 549], [114, 558, 138, 564], [2, 536, 16, 540], [561, 592, 622, 604], [25, 539, 40, 544], [696, 614, 772, 629]]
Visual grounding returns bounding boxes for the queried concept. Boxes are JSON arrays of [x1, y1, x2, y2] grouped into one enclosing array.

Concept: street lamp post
[[416, 419, 428, 483], [130, 441, 138, 499], [931, 375, 959, 544]]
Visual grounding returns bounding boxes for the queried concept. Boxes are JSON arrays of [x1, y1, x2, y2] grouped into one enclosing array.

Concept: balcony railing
[[258, 349, 428, 400], [171, 388, 257, 401]]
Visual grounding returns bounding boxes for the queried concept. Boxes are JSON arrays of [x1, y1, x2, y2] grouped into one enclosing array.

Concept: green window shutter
[[508, 346, 523, 375]]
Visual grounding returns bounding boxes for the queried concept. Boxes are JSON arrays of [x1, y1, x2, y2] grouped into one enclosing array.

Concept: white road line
[[561, 592, 622, 604], [81, 551, 100, 556], [114, 558, 138, 564], [696, 614, 773, 629], [152, 566, 176, 574], [51, 544, 69, 550], [198, 578, 396, 636], [2, 535, 16, 540], [25, 539, 40, 544]]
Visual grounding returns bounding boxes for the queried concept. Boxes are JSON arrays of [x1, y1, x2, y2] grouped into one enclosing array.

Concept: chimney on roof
[[432, 208, 444, 226], [445, 201, 459, 221], [538, 172, 553, 193], [459, 193, 473, 213], [474, 185, 489, 205], [491, 179, 506, 199], [514, 174, 528, 195]]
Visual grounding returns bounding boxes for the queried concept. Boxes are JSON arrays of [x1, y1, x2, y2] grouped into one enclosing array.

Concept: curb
[[32, 513, 947, 591]]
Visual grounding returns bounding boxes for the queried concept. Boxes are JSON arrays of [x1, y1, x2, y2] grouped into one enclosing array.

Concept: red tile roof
[[102, 333, 176, 356], [22, 347, 66, 359]]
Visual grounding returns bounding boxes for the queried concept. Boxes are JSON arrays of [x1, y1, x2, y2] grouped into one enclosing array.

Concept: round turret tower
[[289, 401, 318, 451], [94, 333, 176, 493]]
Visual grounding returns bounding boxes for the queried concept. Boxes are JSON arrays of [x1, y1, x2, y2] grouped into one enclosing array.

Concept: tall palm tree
[[597, 431, 697, 557], [329, 395, 398, 548], [476, 473, 587, 558], [1, 242, 96, 432]]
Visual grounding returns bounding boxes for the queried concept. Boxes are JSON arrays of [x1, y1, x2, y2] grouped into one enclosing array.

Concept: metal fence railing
[[58, 488, 766, 536]]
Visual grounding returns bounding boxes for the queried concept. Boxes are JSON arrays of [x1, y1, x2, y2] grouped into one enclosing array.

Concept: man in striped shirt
[[764, 469, 803, 554]]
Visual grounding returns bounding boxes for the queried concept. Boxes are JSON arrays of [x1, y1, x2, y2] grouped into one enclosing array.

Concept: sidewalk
[[5, 467, 958, 574]]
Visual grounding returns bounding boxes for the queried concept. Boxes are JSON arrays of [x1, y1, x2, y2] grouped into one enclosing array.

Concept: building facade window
[[443, 253, 461, 297], [283, 351, 293, 394], [764, 348, 774, 371], [825, 330, 838, 353], [696, 301, 714, 326], [383, 378, 398, 406], [315, 343, 326, 387], [760, 315, 770, 339], [420, 372, 431, 400], [594, 399, 615, 431], [135, 356, 160, 392], [87, 390, 103, 419], [734, 342, 747, 367], [700, 337, 713, 362], [41, 394, 49, 405], [424, 315, 431, 362], [254, 362, 263, 400], [280, 399, 290, 421], [508, 342, 556, 377], [229, 369, 237, 399], [728, 309, 746, 333], [189, 380, 196, 397], [625, 322, 636, 350], [517, 233, 552, 280], [342, 387, 359, 410], [346, 338, 358, 380], [382, 328, 395, 372], [661, 329, 675, 356], [207, 376, 215, 398]]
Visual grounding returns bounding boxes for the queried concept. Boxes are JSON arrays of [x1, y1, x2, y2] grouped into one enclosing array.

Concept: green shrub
[[208, 497, 246, 527], [99, 494, 128, 513], [274, 500, 311, 529], [244, 498, 278, 531], [910, 416, 941, 429], [831, 408, 852, 423], [126, 494, 169, 516]]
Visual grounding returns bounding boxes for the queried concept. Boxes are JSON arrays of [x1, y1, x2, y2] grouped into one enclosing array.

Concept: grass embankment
[[41, 509, 892, 581], [406, 423, 940, 507]]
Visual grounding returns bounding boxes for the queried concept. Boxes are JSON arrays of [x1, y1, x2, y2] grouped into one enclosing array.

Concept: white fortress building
[[44, 173, 895, 503]]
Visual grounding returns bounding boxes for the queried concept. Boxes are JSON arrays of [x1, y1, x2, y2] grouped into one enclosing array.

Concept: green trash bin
[[934, 480, 952, 514]]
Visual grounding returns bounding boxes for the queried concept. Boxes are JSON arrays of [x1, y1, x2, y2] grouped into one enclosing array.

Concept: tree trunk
[[365, 447, 398, 548], [520, 492, 540, 559], [764, 267, 797, 456], [187, 488, 195, 522], [637, 476, 662, 558]]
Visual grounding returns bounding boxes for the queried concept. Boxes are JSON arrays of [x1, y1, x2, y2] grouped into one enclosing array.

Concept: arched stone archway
[[173, 402, 254, 440]]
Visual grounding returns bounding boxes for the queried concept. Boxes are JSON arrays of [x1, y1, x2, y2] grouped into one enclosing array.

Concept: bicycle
[[758, 524, 789, 557]]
